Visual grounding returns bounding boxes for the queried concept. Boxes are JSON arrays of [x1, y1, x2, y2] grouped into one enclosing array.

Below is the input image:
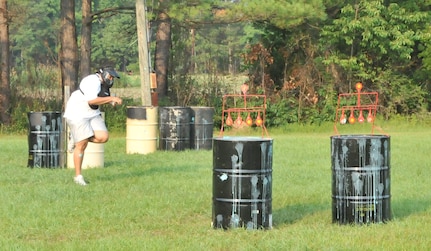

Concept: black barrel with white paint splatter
[[189, 106, 214, 150], [213, 137, 273, 230], [159, 107, 191, 151], [28, 111, 63, 168], [331, 135, 391, 224]]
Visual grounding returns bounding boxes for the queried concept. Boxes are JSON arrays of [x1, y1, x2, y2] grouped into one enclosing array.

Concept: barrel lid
[[331, 134, 390, 139], [214, 136, 273, 142]]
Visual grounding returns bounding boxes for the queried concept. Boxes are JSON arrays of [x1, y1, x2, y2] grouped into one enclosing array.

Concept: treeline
[[1, 0, 431, 132]]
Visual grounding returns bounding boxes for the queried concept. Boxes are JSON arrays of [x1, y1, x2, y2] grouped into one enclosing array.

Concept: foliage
[[8, 97, 62, 134], [102, 97, 140, 133], [7, 65, 63, 133], [266, 95, 298, 126], [10, 63, 60, 90], [319, 0, 431, 117], [224, 0, 327, 29], [8, 0, 60, 67], [90, 0, 137, 71], [4, 0, 431, 130]]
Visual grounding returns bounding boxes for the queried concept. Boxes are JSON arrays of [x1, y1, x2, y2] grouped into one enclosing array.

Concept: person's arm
[[88, 96, 123, 106]]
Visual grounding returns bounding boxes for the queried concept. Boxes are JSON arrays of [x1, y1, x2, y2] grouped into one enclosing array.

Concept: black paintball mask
[[100, 67, 120, 89], [89, 67, 120, 110]]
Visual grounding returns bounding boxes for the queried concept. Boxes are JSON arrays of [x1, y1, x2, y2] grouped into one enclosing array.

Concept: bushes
[[102, 98, 140, 133], [7, 96, 62, 134], [5, 84, 430, 135], [3, 65, 430, 135]]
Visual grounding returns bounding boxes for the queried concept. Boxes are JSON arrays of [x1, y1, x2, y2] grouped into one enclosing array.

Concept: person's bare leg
[[90, 130, 109, 143], [74, 139, 89, 177]]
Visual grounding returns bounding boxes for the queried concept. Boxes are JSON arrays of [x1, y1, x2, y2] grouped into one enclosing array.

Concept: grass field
[[1, 121, 431, 250]]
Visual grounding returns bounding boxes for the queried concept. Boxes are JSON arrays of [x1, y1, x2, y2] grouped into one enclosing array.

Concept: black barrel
[[159, 106, 191, 151], [28, 111, 62, 168], [331, 135, 391, 224], [213, 137, 273, 230], [189, 106, 214, 150]]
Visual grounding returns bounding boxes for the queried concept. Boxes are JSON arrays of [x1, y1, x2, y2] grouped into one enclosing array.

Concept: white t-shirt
[[64, 74, 102, 120]]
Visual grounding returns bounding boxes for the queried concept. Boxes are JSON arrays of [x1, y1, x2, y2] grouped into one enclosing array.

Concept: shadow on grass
[[272, 202, 329, 226], [391, 198, 431, 219], [272, 198, 431, 226]]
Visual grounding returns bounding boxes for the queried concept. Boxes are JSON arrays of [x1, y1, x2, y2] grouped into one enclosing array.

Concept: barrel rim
[[214, 136, 273, 142], [214, 168, 272, 174], [28, 111, 62, 114], [126, 105, 158, 109], [214, 198, 272, 203], [159, 106, 190, 109], [188, 106, 215, 109], [29, 150, 62, 153], [29, 131, 61, 134], [332, 195, 391, 200], [331, 134, 390, 139], [331, 166, 390, 171]]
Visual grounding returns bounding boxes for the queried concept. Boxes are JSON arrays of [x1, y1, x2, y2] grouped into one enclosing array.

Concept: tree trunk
[[60, 0, 78, 94], [0, 0, 11, 125], [190, 28, 195, 74], [80, 0, 92, 78], [155, 10, 171, 98]]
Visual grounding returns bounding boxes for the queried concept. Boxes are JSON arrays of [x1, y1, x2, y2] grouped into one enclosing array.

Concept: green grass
[[1, 121, 431, 250]]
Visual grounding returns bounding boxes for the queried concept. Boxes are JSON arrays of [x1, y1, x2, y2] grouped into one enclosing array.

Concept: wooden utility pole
[[136, 0, 151, 106], [80, 0, 92, 78]]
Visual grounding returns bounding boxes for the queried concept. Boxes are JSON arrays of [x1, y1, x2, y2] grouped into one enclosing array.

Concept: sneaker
[[74, 175, 87, 186], [67, 136, 75, 153]]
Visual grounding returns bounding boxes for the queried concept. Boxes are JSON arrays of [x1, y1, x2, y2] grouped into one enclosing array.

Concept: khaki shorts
[[66, 115, 107, 143]]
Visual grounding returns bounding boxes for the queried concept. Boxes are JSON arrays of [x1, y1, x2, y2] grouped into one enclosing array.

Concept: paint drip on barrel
[[331, 135, 391, 224], [213, 137, 273, 230]]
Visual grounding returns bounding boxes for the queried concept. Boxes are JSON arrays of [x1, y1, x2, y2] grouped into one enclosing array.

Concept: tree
[[80, 1, 135, 76], [9, 0, 60, 67], [0, 0, 11, 125], [320, 0, 431, 117], [60, 0, 78, 95], [154, 4, 171, 97]]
